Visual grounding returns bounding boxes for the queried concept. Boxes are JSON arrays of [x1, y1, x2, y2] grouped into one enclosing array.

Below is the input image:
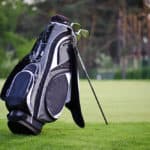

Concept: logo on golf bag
[[0, 15, 85, 135]]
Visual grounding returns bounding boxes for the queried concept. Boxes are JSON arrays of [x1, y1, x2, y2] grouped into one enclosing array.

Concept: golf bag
[[0, 15, 85, 135]]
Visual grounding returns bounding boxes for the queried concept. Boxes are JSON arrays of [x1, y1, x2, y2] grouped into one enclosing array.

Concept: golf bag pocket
[[45, 73, 69, 119], [5, 63, 38, 111], [37, 67, 71, 122]]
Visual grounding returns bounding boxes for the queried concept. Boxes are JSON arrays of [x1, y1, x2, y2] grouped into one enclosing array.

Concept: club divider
[[77, 49, 108, 125]]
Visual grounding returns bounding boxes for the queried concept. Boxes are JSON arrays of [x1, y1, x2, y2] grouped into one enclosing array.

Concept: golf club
[[77, 49, 108, 125]]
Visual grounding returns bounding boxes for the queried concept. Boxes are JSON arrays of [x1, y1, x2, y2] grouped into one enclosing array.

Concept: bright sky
[[23, 0, 46, 4], [23, 0, 34, 4]]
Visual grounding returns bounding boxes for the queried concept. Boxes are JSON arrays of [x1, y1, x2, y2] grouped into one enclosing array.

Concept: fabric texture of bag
[[0, 15, 85, 135]]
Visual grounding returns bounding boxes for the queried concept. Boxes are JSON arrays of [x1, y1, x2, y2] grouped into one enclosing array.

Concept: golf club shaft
[[77, 51, 108, 125]]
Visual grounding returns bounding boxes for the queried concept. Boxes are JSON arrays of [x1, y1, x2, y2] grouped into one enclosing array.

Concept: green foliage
[[0, 0, 26, 33], [0, 50, 18, 78], [0, 39, 35, 78], [80, 69, 98, 79], [16, 39, 35, 59], [0, 11, 7, 34], [0, 0, 149, 79], [0, 0, 28, 50], [0, 32, 34, 78], [99, 53, 113, 68], [114, 67, 150, 79], [3, 32, 27, 50], [114, 70, 122, 79], [0, 1, 41, 78]]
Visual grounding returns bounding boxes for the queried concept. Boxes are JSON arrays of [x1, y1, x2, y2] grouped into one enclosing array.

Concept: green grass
[[0, 121, 150, 150], [0, 80, 150, 150], [62, 80, 150, 123]]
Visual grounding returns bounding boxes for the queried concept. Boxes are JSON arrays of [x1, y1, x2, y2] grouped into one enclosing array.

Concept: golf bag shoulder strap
[[65, 45, 85, 128]]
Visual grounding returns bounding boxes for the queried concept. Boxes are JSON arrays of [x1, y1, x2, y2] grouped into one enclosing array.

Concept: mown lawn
[[0, 79, 150, 150]]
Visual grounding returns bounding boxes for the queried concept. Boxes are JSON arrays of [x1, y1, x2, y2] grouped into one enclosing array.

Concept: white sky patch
[[23, 0, 34, 5], [23, 0, 46, 5], [1, 1, 7, 6]]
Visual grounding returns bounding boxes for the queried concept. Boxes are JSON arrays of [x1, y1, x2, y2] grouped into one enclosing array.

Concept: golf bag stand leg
[[77, 49, 108, 125]]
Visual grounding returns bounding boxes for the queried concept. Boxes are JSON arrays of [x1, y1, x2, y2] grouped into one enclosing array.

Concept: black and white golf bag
[[0, 15, 85, 135]]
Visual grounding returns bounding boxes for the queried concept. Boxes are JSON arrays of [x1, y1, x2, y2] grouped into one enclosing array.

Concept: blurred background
[[0, 0, 150, 80]]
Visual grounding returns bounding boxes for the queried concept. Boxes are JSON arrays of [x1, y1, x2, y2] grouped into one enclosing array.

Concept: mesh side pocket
[[45, 74, 68, 118]]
